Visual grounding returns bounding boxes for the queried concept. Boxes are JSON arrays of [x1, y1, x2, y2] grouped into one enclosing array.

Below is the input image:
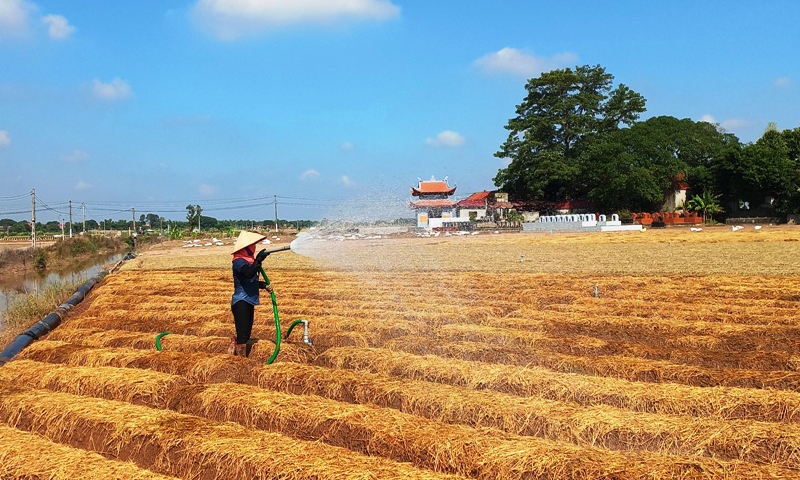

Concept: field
[[2, 225, 800, 479]]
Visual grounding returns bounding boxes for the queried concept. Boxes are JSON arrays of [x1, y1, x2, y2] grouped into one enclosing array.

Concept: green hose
[[155, 332, 170, 351], [285, 319, 306, 339], [260, 266, 282, 365]]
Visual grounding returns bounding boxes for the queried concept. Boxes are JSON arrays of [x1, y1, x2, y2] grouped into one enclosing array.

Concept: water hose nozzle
[[263, 245, 292, 255]]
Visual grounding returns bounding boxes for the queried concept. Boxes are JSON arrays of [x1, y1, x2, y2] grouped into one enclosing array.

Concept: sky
[[1, 0, 799, 223]]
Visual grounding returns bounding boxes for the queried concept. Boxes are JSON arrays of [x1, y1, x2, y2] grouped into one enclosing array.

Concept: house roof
[[411, 179, 457, 197], [456, 191, 490, 208], [409, 199, 456, 209], [552, 200, 594, 210]]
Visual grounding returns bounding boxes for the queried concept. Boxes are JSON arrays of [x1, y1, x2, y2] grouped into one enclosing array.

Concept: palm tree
[[687, 191, 724, 224]]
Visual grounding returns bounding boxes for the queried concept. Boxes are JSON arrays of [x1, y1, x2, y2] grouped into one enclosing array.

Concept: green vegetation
[[0, 279, 84, 346], [687, 191, 724, 224], [494, 64, 800, 220]]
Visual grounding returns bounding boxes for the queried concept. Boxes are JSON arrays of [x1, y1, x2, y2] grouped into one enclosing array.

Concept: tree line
[[494, 65, 800, 219], [0, 213, 316, 237]]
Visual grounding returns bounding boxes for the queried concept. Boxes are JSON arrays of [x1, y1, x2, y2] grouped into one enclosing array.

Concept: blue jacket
[[231, 258, 260, 306]]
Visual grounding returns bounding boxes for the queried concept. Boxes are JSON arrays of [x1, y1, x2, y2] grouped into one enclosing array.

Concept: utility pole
[[68, 200, 73, 238], [81, 202, 86, 233], [31, 189, 36, 250], [274, 195, 278, 233], [132, 208, 136, 234]]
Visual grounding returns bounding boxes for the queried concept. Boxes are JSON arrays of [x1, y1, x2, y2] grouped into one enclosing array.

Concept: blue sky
[[1, 0, 798, 223]]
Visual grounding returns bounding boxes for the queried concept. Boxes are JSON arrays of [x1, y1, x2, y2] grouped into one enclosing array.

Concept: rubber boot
[[234, 344, 247, 357]]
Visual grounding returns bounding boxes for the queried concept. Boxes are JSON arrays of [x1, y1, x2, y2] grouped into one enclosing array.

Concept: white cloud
[[63, 149, 89, 163], [774, 77, 792, 88], [41, 14, 73, 39], [191, 0, 401, 40], [699, 114, 749, 132], [425, 130, 464, 148], [699, 114, 717, 124], [720, 118, 749, 130], [0, 2, 74, 41], [340, 142, 354, 150], [0, 0, 34, 38], [92, 78, 133, 101], [0, 130, 10, 146], [300, 169, 320, 180], [74, 180, 91, 190], [340, 175, 355, 187], [474, 47, 577, 77], [198, 183, 218, 196]]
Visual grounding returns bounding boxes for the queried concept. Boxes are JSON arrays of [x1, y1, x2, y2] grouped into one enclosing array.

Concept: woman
[[229, 230, 272, 357]]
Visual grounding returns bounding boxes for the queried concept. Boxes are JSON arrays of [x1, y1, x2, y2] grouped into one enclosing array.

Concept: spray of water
[[286, 187, 415, 269]]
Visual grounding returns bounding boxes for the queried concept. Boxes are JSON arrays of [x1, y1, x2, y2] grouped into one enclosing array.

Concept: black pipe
[[0, 271, 108, 366]]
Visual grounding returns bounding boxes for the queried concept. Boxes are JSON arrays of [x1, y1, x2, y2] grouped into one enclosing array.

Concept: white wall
[[458, 208, 486, 219]]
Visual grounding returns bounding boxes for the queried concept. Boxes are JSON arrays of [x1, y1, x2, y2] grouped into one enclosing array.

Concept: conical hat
[[231, 230, 267, 254]]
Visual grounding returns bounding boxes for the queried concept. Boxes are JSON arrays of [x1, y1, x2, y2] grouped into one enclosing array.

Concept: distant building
[[456, 191, 513, 221], [663, 173, 690, 211], [409, 176, 458, 229]]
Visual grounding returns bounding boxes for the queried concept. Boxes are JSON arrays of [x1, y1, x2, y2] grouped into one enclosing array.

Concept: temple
[[410, 176, 458, 229]]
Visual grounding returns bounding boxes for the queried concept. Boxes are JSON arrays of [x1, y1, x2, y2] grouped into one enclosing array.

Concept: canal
[[0, 251, 123, 329]]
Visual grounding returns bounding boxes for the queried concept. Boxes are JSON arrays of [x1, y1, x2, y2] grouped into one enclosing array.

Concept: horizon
[[2, 0, 798, 223]]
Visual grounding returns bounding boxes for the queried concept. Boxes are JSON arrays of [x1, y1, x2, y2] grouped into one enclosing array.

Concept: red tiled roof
[[411, 180, 456, 196], [456, 191, 490, 208], [410, 199, 456, 209], [553, 200, 593, 210]]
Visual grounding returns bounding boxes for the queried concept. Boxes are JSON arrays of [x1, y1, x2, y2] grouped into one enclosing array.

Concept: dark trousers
[[231, 300, 255, 345]]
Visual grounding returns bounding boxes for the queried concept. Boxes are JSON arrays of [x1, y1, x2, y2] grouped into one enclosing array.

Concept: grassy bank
[[0, 279, 84, 347], [0, 235, 126, 273]]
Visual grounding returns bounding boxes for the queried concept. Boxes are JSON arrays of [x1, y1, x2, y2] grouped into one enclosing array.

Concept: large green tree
[[494, 65, 646, 200], [580, 116, 737, 212], [716, 126, 798, 215]]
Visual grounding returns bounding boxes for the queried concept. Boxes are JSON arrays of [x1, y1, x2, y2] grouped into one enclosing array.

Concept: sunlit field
[[2, 225, 800, 479]]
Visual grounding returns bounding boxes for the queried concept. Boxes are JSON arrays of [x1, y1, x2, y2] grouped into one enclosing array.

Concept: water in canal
[[0, 252, 124, 331]]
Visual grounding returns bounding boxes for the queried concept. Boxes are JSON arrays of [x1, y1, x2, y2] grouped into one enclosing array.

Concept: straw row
[[432, 322, 796, 371], [45, 327, 314, 364], [0, 424, 180, 480], [0, 382, 466, 480], [18, 340, 257, 383], [382, 335, 800, 390], [317, 347, 800, 423], [2, 361, 797, 478], [7, 354, 800, 469], [254, 362, 800, 467]]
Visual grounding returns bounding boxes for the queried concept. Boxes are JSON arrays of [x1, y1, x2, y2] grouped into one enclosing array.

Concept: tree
[[186, 204, 202, 230], [580, 116, 737, 212], [716, 127, 797, 214], [687, 191, 723, 224], [10, 221, 31, 235], [494, 65, 646, 201]]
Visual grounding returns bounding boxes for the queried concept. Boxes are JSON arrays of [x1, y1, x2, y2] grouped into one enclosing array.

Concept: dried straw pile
[[3, 228, 800, 478], [0, 424, 180, 480], [0, 383, 466, 480], [318, 347, 800, 423]]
